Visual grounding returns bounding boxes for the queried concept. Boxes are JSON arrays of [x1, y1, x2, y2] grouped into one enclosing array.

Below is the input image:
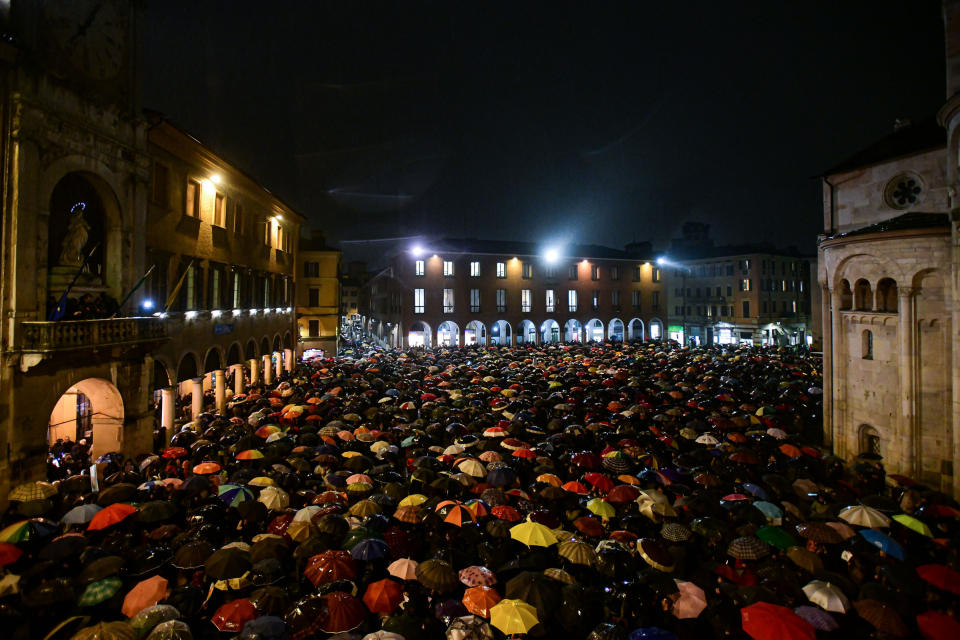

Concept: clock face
[[44, 0, 128, 82]]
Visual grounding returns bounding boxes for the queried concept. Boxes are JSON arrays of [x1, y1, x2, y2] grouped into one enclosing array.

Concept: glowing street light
[[656, 256, 668, 265], [411, 245, 425, 257], [544, 247, 560, 263]]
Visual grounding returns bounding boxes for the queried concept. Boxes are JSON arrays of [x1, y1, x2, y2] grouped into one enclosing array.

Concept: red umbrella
[[362, 578, 403, 615], [267, 514, 294, 537], [162, 447, 188, 459], [0, 542, 23, 567], [491, 506, 522, 522], [916, 564, 960, 595], [304, 551, 356, 587], [606, 485, 640, 504], [88, 504, 138, 532], [574, 516, 604, 537], [741, 601, 815, 640], [583, 472, 615, 493], [571, 452, 602, 468], [319, 591, 367, 633], [512, 449, 536, 459], [212, 598, 257, 632], [561, 481, 589, 495], [917, 610, 960, 640]]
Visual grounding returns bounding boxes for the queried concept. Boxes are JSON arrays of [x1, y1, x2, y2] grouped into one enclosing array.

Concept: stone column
[[191, 377, 204, 420], [284, 348, 294, 372], [830, 285, 846, 459], [898, 287, 917, 478], [274, 351, 283, 379], [262, 354, 273, 385], [249, 358, 260, 386], [820, 285, 834, 448], [233, 364, 245, 396], [161, 386, 176, 446], [214, 369, 226, 414]]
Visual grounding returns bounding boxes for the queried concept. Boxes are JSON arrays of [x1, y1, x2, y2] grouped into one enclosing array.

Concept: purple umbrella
[[793, 605, 838, 631]]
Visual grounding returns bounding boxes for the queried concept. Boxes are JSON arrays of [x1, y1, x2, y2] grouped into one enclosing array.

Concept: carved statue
[[58, 202, 90, 266]]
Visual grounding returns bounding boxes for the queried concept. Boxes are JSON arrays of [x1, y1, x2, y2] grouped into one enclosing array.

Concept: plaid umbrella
[[727, 536, 769, 561], [792, 605, 838, 631], [661, 523, 692, 542], [78, 577, 123, 607], [9, 482, 57, 502]]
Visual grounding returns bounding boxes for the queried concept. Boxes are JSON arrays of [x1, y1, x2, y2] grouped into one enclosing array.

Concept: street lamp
[[544, 247, 561, 263]]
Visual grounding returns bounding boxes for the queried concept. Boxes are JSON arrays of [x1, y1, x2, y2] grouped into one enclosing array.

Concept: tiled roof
[[427, 238, 654, 260], [822, 118, 944, 176], [830, 211, 949, 239]]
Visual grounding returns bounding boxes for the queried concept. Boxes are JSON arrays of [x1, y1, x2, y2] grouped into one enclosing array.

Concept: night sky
[[142, 1, 946, 263]]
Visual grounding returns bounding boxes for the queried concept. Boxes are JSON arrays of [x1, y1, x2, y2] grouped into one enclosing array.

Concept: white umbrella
[[838, 505, 890, 528], [802, 580, 850, 613]]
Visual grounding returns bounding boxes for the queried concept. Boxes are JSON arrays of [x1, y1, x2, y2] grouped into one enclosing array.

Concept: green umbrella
[[891, 514, 932, 537], [78, 577, 123, 607], [756, 526, 796, 551]]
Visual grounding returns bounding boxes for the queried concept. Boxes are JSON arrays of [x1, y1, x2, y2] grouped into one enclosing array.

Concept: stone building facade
[[295, 231, 341, 357]]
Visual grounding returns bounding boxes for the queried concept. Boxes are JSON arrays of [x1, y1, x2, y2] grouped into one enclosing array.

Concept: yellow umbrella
[[248, 477, 276, 487], [399, 494, 428, 507], [457, 460, 487, 478], [892, 514, 933, 537], [509, 521, 558, 548], [349, 500, 381, 517], [637, 490, 677, 519], [490, 598, 539, 635], [586, 498, 616, 519]]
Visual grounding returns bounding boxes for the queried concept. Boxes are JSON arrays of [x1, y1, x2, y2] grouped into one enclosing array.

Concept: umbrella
[[837, 505, 890, 528], [258, 487, 290, 510], [509, 521, 558, 547], [755, 526, 795, 551], [660, 523, 692, 543], [802, 580, 849, 613], [637, 538, 675, 572], [628, 628, 676, 640], [318, 591, 367, 633], [78, 577, 123, 607], [0, 518, 58, 543], [172, 540, 214, 569], [446, 615, 494, 640], [9, 482, 57, 502], [63, 504, 104, 525], [795, 522, 843, 545], [740, 601, 815, 640], [558, 540, 597, 566], [586, 498, 616, 518], [213, 598, 258, 632], [459, 566, 497, 587], [130, 605, 180, 636], [462, 586, 501, 618], [489, 599, 539, 635], [88, 504, 138, 531], [71, 622, 138, 640], [362, 578, 404, 614], [727, 536, 769, 561], [786, 546, 823, 574], [249, 586, 289, 616], [122, 575, 168, 618], [672, 580, 707, 619], [388, 558, 418, 581], [417, 558, 458, 592], [792, 606, 838, 632], [304, 550, 356, 586], [916, 564, 960, 595], [351, 538, 391, 561], [0, 542, 23, 567], [892, 513, 933, 537], [858, 529, 905, 560], [146, 620, 193, 640], [853, 599, 909, 638], [219, 484, 256, 507], [205, 547, 252, 579], [917, 610, 960, 640]]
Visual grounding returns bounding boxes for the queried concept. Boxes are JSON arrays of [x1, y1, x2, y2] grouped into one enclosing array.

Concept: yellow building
[[296, 231, 341, 357]]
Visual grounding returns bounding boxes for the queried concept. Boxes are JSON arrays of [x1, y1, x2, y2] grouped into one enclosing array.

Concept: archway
[[48, 378, 124, 461], [203, 347, 223, 373], [177, 352, 199, 381], [564, 319, 582, 343], [649, 318, 664, 340], [876, 278, 898, 312], [437, 321, 460, 347], [465, 320, 486, 346], [408, 321, 432, 348], [490, 319, 511, 345], [273, 335, 281, 352], [854, 279, 873, 311], [245, 339, 258, 360], [515, 320, 537, 344], [585, 318, 604, 342], [153, 360, 172, 389], [838, 279, 853, 310], [226, 343, 243, 366], [283, 331, 293, 349], [627, 318, 644, 341], [260, 337, 271, 357], [540, 319, 560, 343], [608, 318, 625, 342]]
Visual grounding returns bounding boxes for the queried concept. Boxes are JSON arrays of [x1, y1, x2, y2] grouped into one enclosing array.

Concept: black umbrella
[[78, 555, 125, 585], [205, 547, 251, 579], [137, 500, 179, 524], [172, 540, 213, 570], [505, 571, 560, 625], [38, 535, 89, 563], [96, 483, 138, 506]]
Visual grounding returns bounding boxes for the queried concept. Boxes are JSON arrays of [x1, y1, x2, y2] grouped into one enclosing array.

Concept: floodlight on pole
[[656, 256, 668, 266], [411, 245, 425, 257], [544, 247, 560, 264]]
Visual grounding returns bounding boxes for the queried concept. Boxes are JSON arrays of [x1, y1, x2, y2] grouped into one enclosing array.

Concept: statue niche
[[47, 173, 105, 280]]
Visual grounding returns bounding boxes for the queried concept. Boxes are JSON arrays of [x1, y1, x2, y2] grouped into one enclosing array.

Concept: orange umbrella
[[463, 585, 501, 617], [88, 504, 138, 531], [444, 505, 475, 527], [304, 551, 356, 587], [779, 443, 803, 458], [121, 575, 168, 617], [193, 462, 221, 474], [535, 474, 562, 487], [236, 450, 264, 460], [362, 578, 404, 614], [562, 481, 589, 495]]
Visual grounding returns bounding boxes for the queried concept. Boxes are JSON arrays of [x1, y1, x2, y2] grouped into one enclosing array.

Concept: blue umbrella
[[241, 615, 288, 640], [753, 501, 783, 523], [743, 483, 769, 500], [350, 538, 390, 561], [859, 529, 905, 560], [486, 468, 515, 487]]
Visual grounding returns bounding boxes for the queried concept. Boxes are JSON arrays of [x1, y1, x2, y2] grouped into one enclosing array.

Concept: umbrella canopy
[[463, 586, 501, 618], [78, 577, 123, 607], [853, 599, 909, 638], [71, 621, 138, 640], [837, 504, 890, 528], [916, 564, 960, 595], [387, 558, 418, 581], [672, 580, 707, 619], [213, 598, 258, 632], [892, 513, 933, 537], [206, 547, 252, 579], [417, 558, 458, 592], [459, 566, 497, 587], [88, 504, 138, 531], [362, 578, 404, 614], [121, 575, 168, 618], [317, 591, 367, 633], [509, 521, 558, 547], [489, 599, 539, 635], [858, 529, 905, 560], [802, 580, 850, 613], [740, 601, 816, 640], [917, 610, 960, 640], [304, 550, 357, 586]]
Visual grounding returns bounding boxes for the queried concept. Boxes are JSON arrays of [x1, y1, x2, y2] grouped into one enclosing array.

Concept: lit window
[[232, 270, 241, 308], [568, 289, 578, 312], [740, 279, 752, 292], [415, 260, 425, 276], [470, 288, 480, 313], [522, 262, 533, 279], [185, 179, 200, 218], [184, 264, 196, 310], [214, 193, 226, 227], [443, 260, 454, 276], [545, 289, 555, 313], [470, 261, 480, 277], [591, 290, 599, 310], [521, 289, 531, 312], [612, 290, 620, 307], [414, 288, 425, 314], [591, 265, 599, 280], [610, 266, 620, 280], [211, 269, 221, 309], [496, 289, 507, 312], [792, 300, 798, 313], [443, 288, 455, 313], [652, 268, 661, 282], [496, 262, 506, 278]]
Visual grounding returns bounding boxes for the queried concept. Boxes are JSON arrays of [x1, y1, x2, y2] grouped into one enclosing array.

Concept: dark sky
[[142, 1, 946, 263]]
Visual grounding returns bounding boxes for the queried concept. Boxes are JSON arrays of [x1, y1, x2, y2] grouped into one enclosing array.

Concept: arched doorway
[[408, 321, 432, 348], [245, 339, 258, 361], [627, 318, 644, 341], [515, 320, 537, 344], [585, 318, 604, 342], [564, 319, 582, 343], [490, 319, 511, 345], [608, 318, 625, 342], [540, 319, 560, 343], [48, 378, 124, 460], [437, 321, 460, 347], [465, 320, 486, 346], [649, 318, 664, 340]]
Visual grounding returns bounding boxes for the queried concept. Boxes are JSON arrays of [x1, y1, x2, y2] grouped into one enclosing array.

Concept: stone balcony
[[20, 317, 168, 352]]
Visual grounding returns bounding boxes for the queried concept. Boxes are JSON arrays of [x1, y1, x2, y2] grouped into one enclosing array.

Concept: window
[[470, 288, 480, 313], [740, 259, 752, 271], [781, 279, 788, 292], [414, 289, 425, 314], [443, 260, 454, 276], [496, 262, 506, 278], [184, 263, 196, 310], [210, 268, 221, 309], [263, 276, 270, 307], [762, 301, 768, 314], [232, 202, 244, 235], [652, 291, 660, 308], [742, 300, 750, 317], [214, 193, 226, 227], [652, 267, 661, 282], [862, 330, 873, 360], [185, 179, 200, 218], [304, 262, 320, 277], [521, 289, 531, 312], [726, 285, 733, 297], [710, 306, 717, 318], [715, 286, 721, 297], [568, 263, 579, 280], [740, 279, 752, 292], [591, 265, 599, 280], [308, 320, 320, 337], [632, 290, 641, 310], [522, 262, 533, 279], [612, 290, 620, 307], [232, 270, 241, 308], [259, 219, 271, 246], [308, 288, 320, 307], [633, 266, 642, 281], [152, 163, 169, 205], [859, 425, 881, 456], [470, 261, 480, 277], [591, 290, 599, 310], [610, 266, 620, 280], [497, 288, 507, 312], [414, 260, 425, 276], [443, 288, 455, 313], [792, 300, 798, 313], [568, 289, 578, 312], [276, 224, 288, 252], [544, 266, 557, 279], [545, 289, 555, 313]]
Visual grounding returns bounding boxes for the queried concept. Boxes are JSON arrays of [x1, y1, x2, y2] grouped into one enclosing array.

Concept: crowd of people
[[1, 341, 958, 640]]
